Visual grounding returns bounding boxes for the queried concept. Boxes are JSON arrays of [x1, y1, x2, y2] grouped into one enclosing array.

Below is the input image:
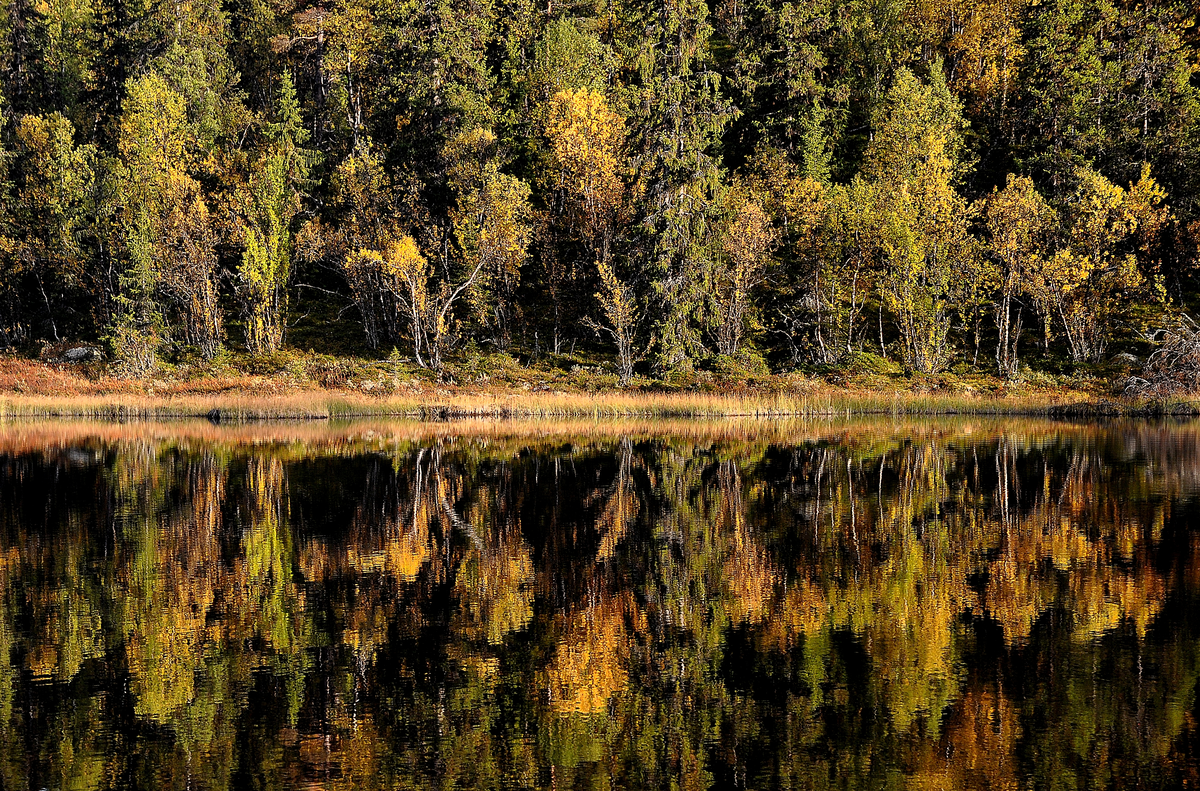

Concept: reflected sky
[[0, 417, 1197, 789]]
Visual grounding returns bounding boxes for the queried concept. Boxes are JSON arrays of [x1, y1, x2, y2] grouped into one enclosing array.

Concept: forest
[[0, 0, 1196, 384]]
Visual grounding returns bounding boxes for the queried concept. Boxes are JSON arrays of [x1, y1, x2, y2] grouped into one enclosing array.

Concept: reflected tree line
[[0, 423, 1198, 789]]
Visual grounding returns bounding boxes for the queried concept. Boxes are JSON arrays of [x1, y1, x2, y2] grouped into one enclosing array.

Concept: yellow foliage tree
[[346, 236, 433, 365], [543, 88, 626, 258], [542, 89, 638, 373], [985, 174, 1053, 377], [111, 72, 223, 368], [1027, 166, 1165, 362], [714, 192, 776, 357], [302, 145, 423, 350], [585, 259, 638, 384], [909, 0, 1030, 117], [865, 66, 977, 373], [446, 127, 534, 350], [12, 113, 97, 342]]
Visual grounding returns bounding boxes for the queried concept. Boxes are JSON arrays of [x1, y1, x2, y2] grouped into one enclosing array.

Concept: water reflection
[[0, 418, 1198, 789]]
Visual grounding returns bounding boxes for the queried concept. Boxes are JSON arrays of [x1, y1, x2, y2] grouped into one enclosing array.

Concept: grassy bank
[[0, 350, 1195, 419]]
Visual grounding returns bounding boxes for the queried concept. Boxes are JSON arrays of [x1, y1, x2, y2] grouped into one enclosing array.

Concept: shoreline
[[1, 353, 1195, 421], [0, 389, 1196, 421]]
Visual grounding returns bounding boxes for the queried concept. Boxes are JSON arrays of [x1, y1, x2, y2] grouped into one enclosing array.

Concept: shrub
[[305, 355, 353, 388], [709, 350, 770, 382], [839, 350, 903, 376]]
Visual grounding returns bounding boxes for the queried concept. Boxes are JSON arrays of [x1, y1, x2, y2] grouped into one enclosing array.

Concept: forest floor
[[0, 347, 1194, 420]]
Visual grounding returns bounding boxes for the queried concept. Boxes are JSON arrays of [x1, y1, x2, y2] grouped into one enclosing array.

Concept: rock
[[61, 346, 102, 362], [1112, 352, 1139, 366]]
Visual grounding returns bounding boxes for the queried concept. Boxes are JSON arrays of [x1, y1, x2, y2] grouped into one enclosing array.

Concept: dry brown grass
[[0, 388, 1101, 420], [0, 354, 1189, 419]]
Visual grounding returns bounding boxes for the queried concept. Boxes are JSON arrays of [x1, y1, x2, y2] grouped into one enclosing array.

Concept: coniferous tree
[[621, 0, 734, 371]]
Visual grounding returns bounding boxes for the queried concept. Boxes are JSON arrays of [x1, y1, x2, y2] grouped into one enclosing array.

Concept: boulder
[[61, 346, 102, 362], [1112, 352, 1139, 366]]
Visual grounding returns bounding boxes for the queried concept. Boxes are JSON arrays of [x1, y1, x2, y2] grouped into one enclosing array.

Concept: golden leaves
[[912, 0, 1030, 113], [986, 174, 1054, 286], [714, 192, 777, 355], [472, 172, 534, 279], [593, 261, 638, 367], [445, 127, 533, 337], [378, 236, 427, 284], [453, 531, 536, 645], [117, 73, 190, 178], [544, 597, 632, 715], [345, 237, 431, 330], [1020, 166, 1162, 361], [12, 113, 97, 285], [1127, 163, 1173, 262], [721, 199, 775, 276], [543, 88, 626, 239]]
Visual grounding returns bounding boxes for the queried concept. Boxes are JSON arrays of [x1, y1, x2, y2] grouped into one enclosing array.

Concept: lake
[[1, 417, 1198, 789]]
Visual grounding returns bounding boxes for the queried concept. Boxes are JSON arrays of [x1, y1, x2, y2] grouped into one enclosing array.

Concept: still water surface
[[1, 417, 1199, 789]]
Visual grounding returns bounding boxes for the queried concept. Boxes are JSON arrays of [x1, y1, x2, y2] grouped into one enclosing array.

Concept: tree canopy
[[0, 0, 1196, 377]]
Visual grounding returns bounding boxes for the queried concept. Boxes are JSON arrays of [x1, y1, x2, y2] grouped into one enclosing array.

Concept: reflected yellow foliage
[[717, 463, 778, 625], [984, 555, 1049, 643], [297, 712, 387, 791], [454, 531, 535, 645], [123, 538, 217, 724], [383, 525, 431, 580], [977, 448, 1167, 644], [594, 438, 638, 563], [112, 450, 224, 724], [910, 689, 1022, 791], [0, 547, 16, 727], [0, 418, 1195, 789], [545, 595, 636, 715], [759, 582, 830, 651], [26, 581, 103, 682], [346, 514, 433, 582]]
